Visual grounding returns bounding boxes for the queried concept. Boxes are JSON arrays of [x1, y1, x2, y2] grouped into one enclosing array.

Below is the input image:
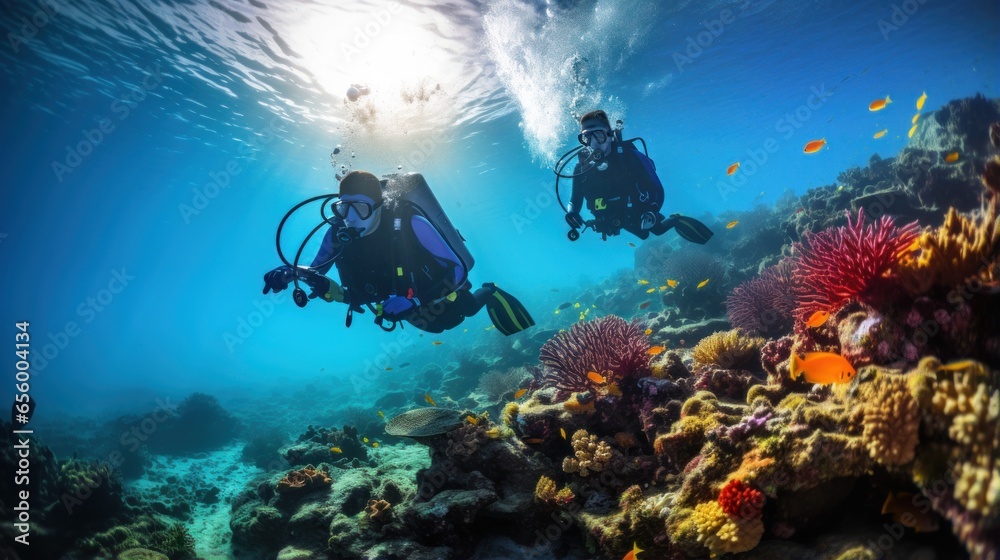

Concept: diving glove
[[301, 272, 344, 302], [566, 211, 585, 229], [262, 266, 296, 294]]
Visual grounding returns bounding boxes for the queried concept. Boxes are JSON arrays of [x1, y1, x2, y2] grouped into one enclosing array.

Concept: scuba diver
[[556, 109, 714, 243], [261, 170, 534, 336]]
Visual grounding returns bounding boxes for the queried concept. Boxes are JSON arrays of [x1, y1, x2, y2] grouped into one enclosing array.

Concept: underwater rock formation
[[145, 392, 240, 455]]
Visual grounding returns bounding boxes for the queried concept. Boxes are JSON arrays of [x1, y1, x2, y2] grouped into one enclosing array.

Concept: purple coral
[[708, 406, 773, 444], [538, 315, 651, 392], [726, 260, 796, 337]]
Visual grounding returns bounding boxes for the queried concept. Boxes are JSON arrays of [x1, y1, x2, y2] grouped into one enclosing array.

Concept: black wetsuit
[[569, 142, 668, 239]]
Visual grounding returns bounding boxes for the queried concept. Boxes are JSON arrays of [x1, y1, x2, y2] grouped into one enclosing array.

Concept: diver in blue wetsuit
[[262, 171, 534, 335], [563, 110, 713, 243]]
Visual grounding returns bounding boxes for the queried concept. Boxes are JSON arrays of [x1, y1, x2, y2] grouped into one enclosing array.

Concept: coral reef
[[562, 429, 614, 477], [691, 329, 766, 370], [365, 499, 393, 525], [725, 260, 796, 338], [384, 407, 465, 438], [276, 465, 332, 494], [475, 367, 531, 404], [146, 392, 240, 455], [538, 315, 651, 393], [858, 372, 920, 467]]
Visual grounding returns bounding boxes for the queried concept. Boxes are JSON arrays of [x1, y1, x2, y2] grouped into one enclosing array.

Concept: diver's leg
[[650, 213, 676, 236]]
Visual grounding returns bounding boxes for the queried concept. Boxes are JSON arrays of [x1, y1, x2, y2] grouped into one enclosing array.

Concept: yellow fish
[[666, 279, 678, 288], [911, 114, 920, 124], [646, 288, 655, 293], [908, 124, 918, 138], [485, 428, 501, 438], [637, 280, 649, 285], [936, 360, 979, 372], [789, 352, 856, 384], [466, 415, 479, 426], [697, 278, 710, 289], [554, 309, 560, 315], [647, 345, 666, 356], [873, 129, 888, 139], [805, 310, 830, 328], [574, 302, 581, 308], [658, 285, 667, 291], [385, 367, 393, 371], [377, 410, 385, 418], [587, 371, 607, 384], [372, 442, 379, 448], [560, 428, 567, 440], [644, 328, 653, 335], [514, 388, 528, 399], [726, 220, 739, 229], [425, 393, 437, 407], [944, 151, 959, 163], [916, 91, 927, 111], [432, 341, 443, 345], [330, 447, 342, 454], [362, 437, 369, 443]]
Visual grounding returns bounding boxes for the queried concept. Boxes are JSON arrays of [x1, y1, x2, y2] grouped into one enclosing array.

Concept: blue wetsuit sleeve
[[309, 228, 340, 275], [631, 151, 664, 211], [569, 162, 585, 213], [411, 215, 464, 291]]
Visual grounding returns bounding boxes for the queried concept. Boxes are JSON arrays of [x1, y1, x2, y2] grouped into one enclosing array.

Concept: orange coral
[[365, 499, 392, 524], [276, 465, 332, 493]]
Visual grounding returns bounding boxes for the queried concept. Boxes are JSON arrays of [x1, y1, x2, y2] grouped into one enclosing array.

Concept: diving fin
[[484, 283, 535, 336], [670, 214, 714, 244]]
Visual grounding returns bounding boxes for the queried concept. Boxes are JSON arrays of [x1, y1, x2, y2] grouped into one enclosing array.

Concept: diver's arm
[[568, 162, 585, 214], [309, 228, 341, 275], [631, 151, 665, 211], [411, 216, 464, 289]]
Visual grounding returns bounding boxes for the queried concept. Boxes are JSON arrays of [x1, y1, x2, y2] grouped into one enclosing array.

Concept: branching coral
[[859, 372, 921, 467], [691, 329, 766, 370], [717, 479, 765, 519], [276, 465, 331, 493], [539, 315, 651, 392], [534, 475, 575, 510], [792, 208, 919, 322], [726, 260, 796, 337], [897, 203, 1000, 296], [563, 430, 614, 477]]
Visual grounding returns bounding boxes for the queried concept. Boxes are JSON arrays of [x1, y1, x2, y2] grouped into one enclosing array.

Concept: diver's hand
[[640, 212, 656, 230], [381, 295, 419, 320], [566, 211, 585, 229], [262, 266, 296, 294], [302, 273, 344, 303]]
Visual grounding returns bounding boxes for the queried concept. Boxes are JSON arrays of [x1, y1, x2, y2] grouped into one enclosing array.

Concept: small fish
[[789, 352, 856, 384], [868, 95, 892, 111], [466, 415, 479, 425], [485, 428, 501, 438], [803, 138, 827, 154], [587, 371, 607, 384], [425, 393, 437, 406], [915, 91, 927, 111], [623, 541, 644, 560], [646, 288, 655, 293], [385, 367, 393, 371], [330, 447, 343, 454], [697, 278, 710, 289], [726, 220, 738, 229], [805, 310, 830, 328], [399, 362, 410, 368], [637, 280, 649, 285], [554, 309, 560, 315], [944, 151, 960, 163], [882, 492, 939, 533], [658, 285, 667, 291], [486, 325, 494, 330], [666, 279, 678, 288], [936, 360, 978, 372], [372, 442, 379, 448], [363, 437, 369, 443], [523, 437, 545, 444], [574, 302, 581, 308], [628, 242, 636, 248], [644, 328, 653, 335], [726, 162, 740, 175], [560, 428, 567, 440], [514, 388, 528, 399], [638, 301, 651, 309], [377, 410, 385, 418], [908, 124, 918, 138], [648, 345, 666, 356], [912, 114, 920, 124], [558, 302, 572, 310], [873, 129, 888, 139], [432, 341, 443, 345]]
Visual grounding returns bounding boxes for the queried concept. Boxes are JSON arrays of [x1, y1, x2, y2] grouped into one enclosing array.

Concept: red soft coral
[[718, 479, 765, 519], [792, 208, 918, 323], [539, 315, 651, 392]]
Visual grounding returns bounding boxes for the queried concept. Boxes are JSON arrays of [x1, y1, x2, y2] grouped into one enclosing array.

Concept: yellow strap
[[445, 292, 458, 302], [396, 266, 404, 276]]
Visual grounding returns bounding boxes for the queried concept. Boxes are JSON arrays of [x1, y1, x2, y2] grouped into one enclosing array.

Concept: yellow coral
[[860, 373, 920, 466], [502, 402, 519, 426], [562, 430, 613, 477], [534, 475, 557, 503], [692, 330, 766, 369], [897, 204, 1000, 296], [691, 500, 763, 556]]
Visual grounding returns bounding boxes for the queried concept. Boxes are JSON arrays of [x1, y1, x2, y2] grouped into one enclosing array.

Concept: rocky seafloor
[[2, 95, 999, 560]]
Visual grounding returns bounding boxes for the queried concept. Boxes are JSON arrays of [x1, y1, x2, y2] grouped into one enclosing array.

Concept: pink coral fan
[[726, 260, 796, 337], [792, 208, 918, 322], [538, 315, 651, 392], [718, 479, 765, 519]]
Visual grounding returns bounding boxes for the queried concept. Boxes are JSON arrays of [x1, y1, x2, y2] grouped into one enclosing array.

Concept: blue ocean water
[[0, 0, 996, 420]]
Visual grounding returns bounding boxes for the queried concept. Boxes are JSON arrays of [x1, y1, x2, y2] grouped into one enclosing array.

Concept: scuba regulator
[[273, 194, 350, 308]]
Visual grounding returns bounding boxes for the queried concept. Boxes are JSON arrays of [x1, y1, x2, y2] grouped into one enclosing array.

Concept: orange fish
[[514, 388, 528, 399], [466, 415, 479, 426], [623, 541, 644, 560], [587, 371, 607, 384], [873, 129, 888, 139], [805, 310, 830, 328], [789, 352, 856, 384], [882, 492, 939, 533], [638, 301, 651, 309], [869, 95, 892, 111], [726, 220, 739, 229], [726, 162, 740, 176], [424, 393, 437, 407], [647, 345, 666, 356], [803, 138, 827, 154], [697, 278, 710, 289], [666, 279, 678, 288], [523, 437, 545, 444], [944, 151, 959, 163]]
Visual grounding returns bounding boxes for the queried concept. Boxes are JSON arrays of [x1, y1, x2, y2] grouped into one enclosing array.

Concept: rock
[[116, 549, 169, 560]]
